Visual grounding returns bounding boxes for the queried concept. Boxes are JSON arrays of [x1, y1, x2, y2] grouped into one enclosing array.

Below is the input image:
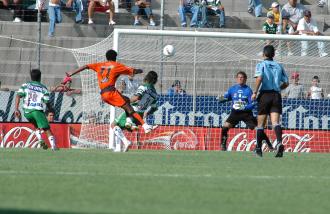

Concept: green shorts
[[114, 111, 144, 131], [24, 110, 50, 129]]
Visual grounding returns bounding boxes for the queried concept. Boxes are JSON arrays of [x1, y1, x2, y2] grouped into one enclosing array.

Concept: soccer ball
[[163, 45, 175, 57]]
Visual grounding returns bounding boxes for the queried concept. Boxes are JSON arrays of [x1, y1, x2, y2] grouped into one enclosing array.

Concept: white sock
[[114, 135, 121, 152], [113, 126, 129, 144], [35, 130, 42, 141], [48, 136, 56, 149]]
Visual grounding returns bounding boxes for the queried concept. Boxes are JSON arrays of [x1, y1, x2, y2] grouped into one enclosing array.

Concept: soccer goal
[[72, 28, 330, 152]]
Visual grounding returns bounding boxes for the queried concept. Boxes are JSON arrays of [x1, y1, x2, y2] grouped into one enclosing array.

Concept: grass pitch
[[1, 149, 330, 214]]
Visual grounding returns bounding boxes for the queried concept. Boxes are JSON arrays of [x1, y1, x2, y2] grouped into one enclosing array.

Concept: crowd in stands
[[282, 72, 325, 99]]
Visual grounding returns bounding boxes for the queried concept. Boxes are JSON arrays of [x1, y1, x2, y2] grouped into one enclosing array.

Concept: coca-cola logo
[[0, 127, 41, 148], [227, 132, 312, 153], [140, 129, 199, 150]]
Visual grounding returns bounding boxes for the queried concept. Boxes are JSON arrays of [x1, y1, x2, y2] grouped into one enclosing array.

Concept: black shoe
[[39, 140, 48, 150], [275, 143, 284, 158], [255, 147, 262, 157], [221, 143, 227, 151]]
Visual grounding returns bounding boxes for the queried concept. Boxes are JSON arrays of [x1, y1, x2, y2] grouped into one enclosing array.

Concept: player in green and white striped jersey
[[15, 69, 57, 150], [111, 71, 158, 152]]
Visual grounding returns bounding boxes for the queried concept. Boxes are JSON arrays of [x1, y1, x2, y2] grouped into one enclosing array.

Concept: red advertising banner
[[0, 123, 70, 148], [122, 127, 330, 153], [1, 123, 330, 153]]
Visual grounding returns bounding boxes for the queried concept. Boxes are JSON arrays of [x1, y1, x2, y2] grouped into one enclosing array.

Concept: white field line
[[0, 170, 329, 180]]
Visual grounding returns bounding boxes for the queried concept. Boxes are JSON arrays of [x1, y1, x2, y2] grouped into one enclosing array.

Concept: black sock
[[262, 132, 273, 149], [274, 125, 282, 144], [256, 128, 265, 149], [221, 127, 229, 146]]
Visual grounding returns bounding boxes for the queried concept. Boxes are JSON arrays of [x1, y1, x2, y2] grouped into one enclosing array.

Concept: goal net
[[72, 29, 330, 152]]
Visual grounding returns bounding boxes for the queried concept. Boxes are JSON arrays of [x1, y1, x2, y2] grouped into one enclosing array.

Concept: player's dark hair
[[263, 45, 275, 59], [106, 49, 117, 61], [30, 69, 41, 82], [144, 71, 158, 85], [236, 71, 247, 79]]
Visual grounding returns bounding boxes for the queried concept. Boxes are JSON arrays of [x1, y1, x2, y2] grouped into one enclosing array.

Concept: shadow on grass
[[0, 209, 101, 214]]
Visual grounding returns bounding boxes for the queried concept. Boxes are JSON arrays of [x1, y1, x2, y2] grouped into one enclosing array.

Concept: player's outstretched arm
[[66, 65, 89, 77]]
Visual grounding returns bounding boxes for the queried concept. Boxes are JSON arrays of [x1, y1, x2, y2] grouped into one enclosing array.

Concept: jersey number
[[100, 66, 113, 83]]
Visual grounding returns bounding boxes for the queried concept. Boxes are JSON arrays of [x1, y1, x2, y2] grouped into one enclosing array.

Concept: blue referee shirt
[[224, 84, 255, 111], [255, 59, 289, 92]]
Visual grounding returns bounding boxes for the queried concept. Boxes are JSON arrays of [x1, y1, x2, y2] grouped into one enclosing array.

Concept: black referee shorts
[[257, 91, 282, 115], [226, 110, 257, 129]]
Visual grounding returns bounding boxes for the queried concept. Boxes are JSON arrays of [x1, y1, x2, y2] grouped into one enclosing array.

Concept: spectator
[[47, 0, 62, 37], [88, 0, 116, 25], [178, 0, 200, 27], [281, 0, 306, 56], [263, 12, 278, 35], [201, 0, 225, 28], [0, 0, 23, 22], [247, 0, 262, 17], [281, 0, 305, 35], [66, 0, 84, 23], [318, 0, 326, 7], [45, 109, 55, 122], [116, 75, 140, 97], [261, 12, 278, 51], [283, 72, 305, 98], [297, 10, 328, 57], [132, 0, 155, 26], [269, 2, 280, 25], [307, 76, 324, 99], [167, 80, 186, 96]]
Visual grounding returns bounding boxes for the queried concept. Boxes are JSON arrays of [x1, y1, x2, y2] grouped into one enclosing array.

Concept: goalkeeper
[[110, 71, 159, 152], [219, 71, 273, 151]]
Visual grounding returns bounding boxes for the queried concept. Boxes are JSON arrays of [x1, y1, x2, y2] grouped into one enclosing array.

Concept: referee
[[252, 45, 289, 157]]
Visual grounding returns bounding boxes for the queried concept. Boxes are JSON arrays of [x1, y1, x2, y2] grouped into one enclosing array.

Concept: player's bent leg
[[113, 135, 122, 152]]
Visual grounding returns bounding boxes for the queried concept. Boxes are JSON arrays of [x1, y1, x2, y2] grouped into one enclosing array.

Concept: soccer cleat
[[221, 143, 227, 151], [255, 147, 263, 157], [275, 143, 284, 158], [39, 140, 48, 150], [122, 141, 132, 152], [109, 20, 116, 25], [142, 124, 154, 134], [51, 146, 59, 151]]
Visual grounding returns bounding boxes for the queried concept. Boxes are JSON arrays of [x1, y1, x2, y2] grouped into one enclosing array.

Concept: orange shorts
[[101, 90, 129, 107]]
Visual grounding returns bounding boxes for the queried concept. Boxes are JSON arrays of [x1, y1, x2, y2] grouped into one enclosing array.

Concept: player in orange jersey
[[65, 49, 155, 133]]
